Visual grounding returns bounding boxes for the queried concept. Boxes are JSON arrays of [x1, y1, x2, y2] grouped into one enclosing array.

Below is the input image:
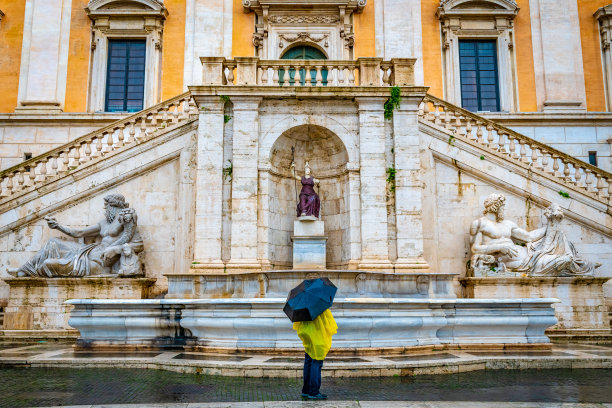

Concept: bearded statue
[[469, 194, 599, 277], [8, 194, 144, 278]]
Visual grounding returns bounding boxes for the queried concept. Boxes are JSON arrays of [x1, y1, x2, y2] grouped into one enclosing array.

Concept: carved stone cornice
[[268, 15, 340, 24], [243, 0, 365, 14]]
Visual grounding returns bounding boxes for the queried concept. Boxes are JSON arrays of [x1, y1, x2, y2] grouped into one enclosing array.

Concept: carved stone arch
[[85, 0, 167, 112], [437, 0, 519, 112]]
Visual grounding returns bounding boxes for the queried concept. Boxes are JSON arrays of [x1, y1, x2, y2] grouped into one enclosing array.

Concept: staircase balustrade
[[0, 92, 196, 202], [419, 94, 612, 206]]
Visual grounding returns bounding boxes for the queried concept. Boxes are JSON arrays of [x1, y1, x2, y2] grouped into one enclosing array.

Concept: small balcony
[[200, 57, 417, 87]]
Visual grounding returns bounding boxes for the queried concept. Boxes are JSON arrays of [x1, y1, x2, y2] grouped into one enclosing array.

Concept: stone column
[[192, 97, 226, 271], [356, 97, 392, 272], [392, 103, 430, 273], [346, 165, 362, 270], [226, 97, 262, 271], [596, 7, 612, 112], [16, 0, 72, 112], [174, 134, 197, 274]]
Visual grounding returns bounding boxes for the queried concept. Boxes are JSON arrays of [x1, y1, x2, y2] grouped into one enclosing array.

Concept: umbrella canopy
[[283, 277, 337, 322]]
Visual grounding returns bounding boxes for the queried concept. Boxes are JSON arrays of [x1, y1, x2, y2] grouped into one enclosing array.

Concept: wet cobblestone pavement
[[0, 367, 611, 407]]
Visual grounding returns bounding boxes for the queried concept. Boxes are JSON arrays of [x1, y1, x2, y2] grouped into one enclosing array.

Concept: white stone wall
[[0, 116, 124, 170], [0, 159, 180, 298], [430, 159, 612, 297]]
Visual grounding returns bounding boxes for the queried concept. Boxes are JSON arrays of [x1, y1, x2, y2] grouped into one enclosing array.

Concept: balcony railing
[[200, 57, 416, 87]]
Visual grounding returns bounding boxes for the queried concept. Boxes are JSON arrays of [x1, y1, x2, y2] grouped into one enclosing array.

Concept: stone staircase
[[418, 94, 612, 209], [0, 92, 196, 204]]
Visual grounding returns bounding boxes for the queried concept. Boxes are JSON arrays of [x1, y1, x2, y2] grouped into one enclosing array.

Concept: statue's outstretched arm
[[511, 224, 546, 243], [45, 217, 101, 238]]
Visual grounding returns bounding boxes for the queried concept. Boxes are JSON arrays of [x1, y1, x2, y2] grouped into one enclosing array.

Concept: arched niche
[[265, 125, 350, 269]]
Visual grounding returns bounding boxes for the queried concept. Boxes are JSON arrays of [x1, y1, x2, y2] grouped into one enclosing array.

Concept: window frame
[[438, 0, 519, 113], [104, 39, 147, 113], [86, 0, 167, 113], [458, 39, 501, 112]]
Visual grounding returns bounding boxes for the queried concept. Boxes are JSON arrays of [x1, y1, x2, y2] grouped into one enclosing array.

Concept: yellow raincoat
[[292, 309, 338, 360]]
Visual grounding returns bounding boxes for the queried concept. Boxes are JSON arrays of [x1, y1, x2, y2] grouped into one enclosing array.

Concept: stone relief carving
[[469, 193, 600, 277], [9, 194, 144, 278], [278, 32, 329, 49], [268, 15, 340, 24]]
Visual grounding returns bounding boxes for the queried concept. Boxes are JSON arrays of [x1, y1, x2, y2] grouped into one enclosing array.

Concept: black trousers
[[302, 353, 324, 396]]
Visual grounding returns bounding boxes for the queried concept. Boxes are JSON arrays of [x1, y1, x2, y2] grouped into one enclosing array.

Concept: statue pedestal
[[2, 277, 156, 331], [460, 276, 611, 339], [292, 218, 327, 270]]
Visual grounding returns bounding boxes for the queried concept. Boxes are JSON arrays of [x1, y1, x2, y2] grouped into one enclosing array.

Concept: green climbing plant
[[384, 86, 401, 120], [223, 160, 233, 181], [386, 167, 396, 192]]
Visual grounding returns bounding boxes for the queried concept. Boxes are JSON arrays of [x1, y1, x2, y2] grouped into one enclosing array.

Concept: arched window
[[280, 45, 328, 86]]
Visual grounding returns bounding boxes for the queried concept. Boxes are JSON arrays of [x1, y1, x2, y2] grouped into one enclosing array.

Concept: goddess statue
[[9, 194, 144, 278], [469, 193, 599, 276], [291, 161, 321, 218]]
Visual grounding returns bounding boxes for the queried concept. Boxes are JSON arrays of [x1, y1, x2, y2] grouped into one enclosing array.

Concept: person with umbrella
[[283, 278, 338, 400]]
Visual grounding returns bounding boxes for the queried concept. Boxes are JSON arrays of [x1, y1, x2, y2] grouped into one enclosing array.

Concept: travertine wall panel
[[0, 1, 26, 113]]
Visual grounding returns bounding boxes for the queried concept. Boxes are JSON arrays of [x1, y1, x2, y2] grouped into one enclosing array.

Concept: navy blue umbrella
[[283, 277, 337, 322]]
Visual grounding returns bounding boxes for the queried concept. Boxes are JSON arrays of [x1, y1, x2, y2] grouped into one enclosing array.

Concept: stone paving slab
[[1, 342, 611, 378], [31, 402, 612, 408]]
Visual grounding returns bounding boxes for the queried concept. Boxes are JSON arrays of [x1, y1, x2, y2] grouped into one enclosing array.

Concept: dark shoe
[[301, 393, 309, 400], [308, 393, 328, 400]]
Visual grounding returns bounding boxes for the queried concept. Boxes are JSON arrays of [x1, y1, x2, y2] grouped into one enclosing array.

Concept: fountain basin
[[67, 297, 558, 351]]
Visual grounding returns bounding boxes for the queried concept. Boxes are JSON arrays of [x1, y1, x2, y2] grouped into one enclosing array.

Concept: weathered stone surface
[[3, 277, 156, 330]]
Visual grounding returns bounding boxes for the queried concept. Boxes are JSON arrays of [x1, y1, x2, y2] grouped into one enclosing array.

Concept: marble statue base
[[292, 218, 326, 270], [2, 277, 156, 331], [67, 297, 558, 350], [460, 276, 611, 335]]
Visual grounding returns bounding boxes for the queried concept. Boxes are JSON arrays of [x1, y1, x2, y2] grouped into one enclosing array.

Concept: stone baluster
[[39, 159, 48, 181], [226, 65, 235, 85], [72, 143, 81, 167], [454, 115, 462, 136], [574, 166, 583, 186], [337, 66, 345, 85], [530, 145, 539, 167], [444, 110, 452, 130], [50, 155, 58, 177], [128, 121, 136, 144], [0, 177, 9, 197], [272, 66, 280, 86], [294, 64, 302, 85], [562, 161, 571, 182], [465, 118, 473, 140], [106, 130, 114, 153], [585, 170, 594, 192], [476, 124, 484, 144], [498, 132, 506, 153], [95, 135, 103, 157], [418, 102, 424, 117], [541, 152, 550, 173], [508, 136, 516, 158], [519, 141, 528, 163], [61, 151, 70, 174], [172, 104, 180, 124], [6, 172, 14, 194], [596, 174, 605, 197], [148, 113, 157, 134], [15, 170, 25, 191], [486, 125, 494, 148], [423, 101, 431, 120], [315, 65, 323, 86], [608, 178, 612, 204], [551, 155, 560, 177], [282, 64, 290, 85], [348, 65, 356, 85], [261, 66, 269, 85], [433, 103, 441, 126], [161, 106, 169, 128], [305, 66, 313, 86], [117, 125, 125, 147], [182, 98, 191, 118], [139, 116, 147, 141], [83, 140, 92, 161]]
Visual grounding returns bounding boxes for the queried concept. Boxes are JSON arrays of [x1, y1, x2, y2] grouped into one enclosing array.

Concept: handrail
[[0, 92, 196, 201], [419, 94, 612, 204]]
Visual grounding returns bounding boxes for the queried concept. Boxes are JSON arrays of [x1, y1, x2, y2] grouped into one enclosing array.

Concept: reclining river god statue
[[469, 193, 599, 277], [9, 194, 144, 278]]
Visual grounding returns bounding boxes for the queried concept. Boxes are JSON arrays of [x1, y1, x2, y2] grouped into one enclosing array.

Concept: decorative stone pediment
[[86, 0, 167, 18], [243, 0, 365, 59], [438, 0, 518, 18]]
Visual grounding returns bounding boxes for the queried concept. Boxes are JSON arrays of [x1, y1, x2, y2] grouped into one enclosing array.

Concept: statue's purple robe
[[297, 176, 320, 218]]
